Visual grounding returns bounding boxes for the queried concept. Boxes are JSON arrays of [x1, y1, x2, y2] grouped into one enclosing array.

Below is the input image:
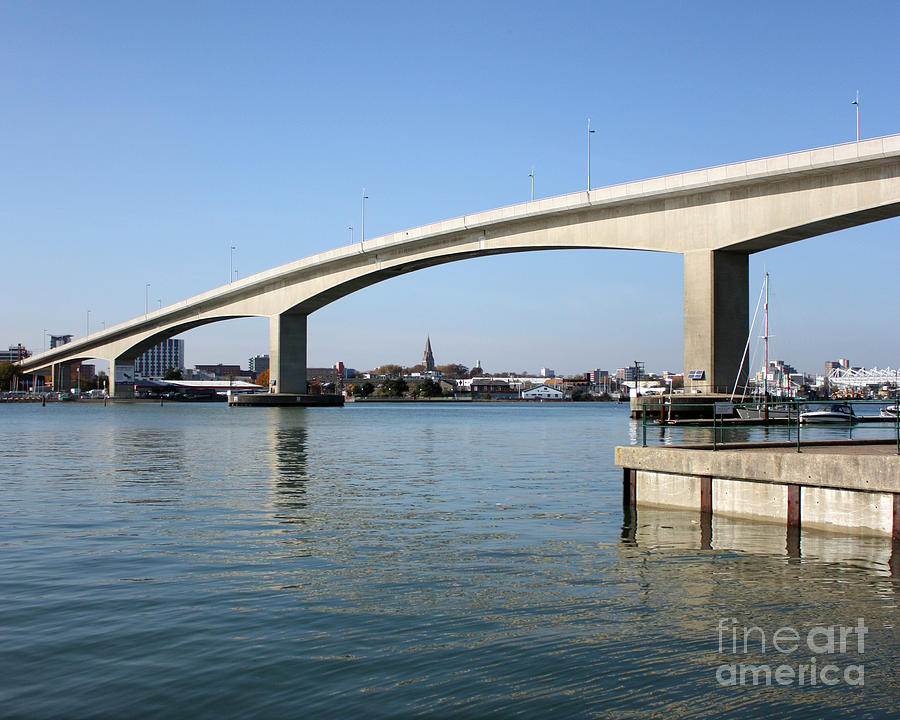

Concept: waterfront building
[[183, 368, 214, 380], [471, 378, 519, 399], [825, 358, 850, 377], [540, 367, 555, 378], [439, 378, 460, 395], [135, 339, 184, 378], [195, 363, 242, 379], [587, 369, 607, 383], [521, 384, 566, 400], [249, 354, 269, 376], [0, 344, 31, 363], [308, 367, 342, 386]]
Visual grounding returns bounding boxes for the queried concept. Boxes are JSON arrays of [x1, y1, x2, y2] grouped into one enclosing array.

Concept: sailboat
[[734, 274, 798, 421]]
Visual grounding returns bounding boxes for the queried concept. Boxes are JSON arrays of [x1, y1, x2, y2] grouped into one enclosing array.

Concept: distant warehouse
[[521, 384, 566, 400]]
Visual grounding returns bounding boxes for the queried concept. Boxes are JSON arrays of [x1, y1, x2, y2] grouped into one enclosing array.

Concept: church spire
[[423, 335, 435, 372]]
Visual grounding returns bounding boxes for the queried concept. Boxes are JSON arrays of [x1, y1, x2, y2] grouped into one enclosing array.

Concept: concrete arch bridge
[[18, 134, 900, 397]]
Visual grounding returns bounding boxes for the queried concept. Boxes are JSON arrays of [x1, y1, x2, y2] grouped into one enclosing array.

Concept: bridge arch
[[18, 134, 900, 397]]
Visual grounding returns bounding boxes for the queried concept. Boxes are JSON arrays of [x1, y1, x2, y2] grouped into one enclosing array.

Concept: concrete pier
[[229, 393, 343, 407], [617, 440, 900, 538]]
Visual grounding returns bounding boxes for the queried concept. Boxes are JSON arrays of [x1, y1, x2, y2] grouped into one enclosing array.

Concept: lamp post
[[587, 117, 595, 190], [145, 284, 151, 316], [86, 310, 91, 336], [349, 225, 353, 244], [529, 167, 534, 201], [361, 189, 368, 248], [43, 329, 47, 352], [230, 245, 236, 284], [851, 90, 859, 142]]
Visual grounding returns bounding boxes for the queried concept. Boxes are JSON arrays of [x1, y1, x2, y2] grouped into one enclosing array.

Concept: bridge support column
[[109, 358, 135, 399], [683, 250, 748, 394], [270, 312, 307, 394]]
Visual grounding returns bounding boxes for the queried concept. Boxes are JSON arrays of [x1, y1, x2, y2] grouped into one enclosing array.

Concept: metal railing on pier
[[636, 397, 900, 454]]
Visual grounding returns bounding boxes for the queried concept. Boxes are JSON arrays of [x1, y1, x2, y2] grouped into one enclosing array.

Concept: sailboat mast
[[763, 273, 769, 420]]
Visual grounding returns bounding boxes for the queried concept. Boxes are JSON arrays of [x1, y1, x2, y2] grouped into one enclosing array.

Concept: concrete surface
[[714, 477, 788, 523], [636, 470, 701, 510], [616, 441, 900, 494], [801, 487, 893, 536], [618, 440, 900, 537]]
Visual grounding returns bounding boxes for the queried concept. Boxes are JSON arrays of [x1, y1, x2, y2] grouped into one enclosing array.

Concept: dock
[[617, 439, 900, 539], [659, 415, 890, 427], [228, 393, 344, 407]]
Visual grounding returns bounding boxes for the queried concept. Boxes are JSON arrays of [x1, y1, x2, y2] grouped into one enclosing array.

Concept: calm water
[[1, 402, 898, 718]]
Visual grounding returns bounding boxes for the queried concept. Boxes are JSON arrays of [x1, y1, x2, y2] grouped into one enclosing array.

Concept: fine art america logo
[[716, 618, 867, 687]]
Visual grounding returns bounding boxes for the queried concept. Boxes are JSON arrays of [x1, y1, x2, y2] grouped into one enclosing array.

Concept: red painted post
[[623, 468, 636, 507], [699, 475, 713, 549], [787, 484, 801, 529], [700, 475, 712, 515]]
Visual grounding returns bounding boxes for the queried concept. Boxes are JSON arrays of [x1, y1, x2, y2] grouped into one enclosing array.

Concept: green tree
[[436, 363, 468, 378], [417, 378, 443, 397], [352, 381, 375, 397], [164, 366, 183, 381], [378, 378, 408, 397], [0, 362, 18, 390], [373, 364, 403, 377]]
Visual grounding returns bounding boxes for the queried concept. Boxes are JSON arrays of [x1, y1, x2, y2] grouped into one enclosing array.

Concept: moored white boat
[[736, 403, 796, 420], [799, 403, 857, 424]]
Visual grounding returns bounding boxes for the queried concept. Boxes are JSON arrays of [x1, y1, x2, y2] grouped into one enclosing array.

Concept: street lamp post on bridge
[[587, 117, 595, 190], [361, 189, 368, 250]]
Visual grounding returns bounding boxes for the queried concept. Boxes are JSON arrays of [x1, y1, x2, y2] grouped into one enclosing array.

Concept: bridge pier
[[269, 312, 307, 394], [683, 250, 748, 394], [109, 359, 135, 399]]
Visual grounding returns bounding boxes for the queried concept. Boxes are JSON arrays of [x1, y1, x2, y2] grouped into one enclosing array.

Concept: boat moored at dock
[[799, 403, 858, 424]]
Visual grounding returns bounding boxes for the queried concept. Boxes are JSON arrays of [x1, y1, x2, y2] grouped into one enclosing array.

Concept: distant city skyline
[[3, 3, 899, 374], [5, 330, 887, 382]]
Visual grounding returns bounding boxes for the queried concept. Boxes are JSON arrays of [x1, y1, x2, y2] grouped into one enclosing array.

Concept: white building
[[135, 339, 184, 378], [521, 384, 566, 400]]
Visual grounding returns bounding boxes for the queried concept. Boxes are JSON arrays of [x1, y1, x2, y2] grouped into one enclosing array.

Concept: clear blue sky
[[3, 1, 898, 375]]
